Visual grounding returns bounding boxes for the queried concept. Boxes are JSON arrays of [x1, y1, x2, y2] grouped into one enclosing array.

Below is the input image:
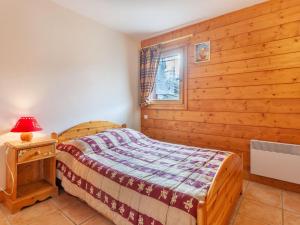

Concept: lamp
[[10, 116, 42, 142]]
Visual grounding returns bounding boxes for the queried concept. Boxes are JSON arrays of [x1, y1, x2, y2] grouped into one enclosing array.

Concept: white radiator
[[250, 140, 300, 184]]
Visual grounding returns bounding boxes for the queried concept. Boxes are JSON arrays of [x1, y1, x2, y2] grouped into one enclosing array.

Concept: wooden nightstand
[[3, 138, 58, 213]]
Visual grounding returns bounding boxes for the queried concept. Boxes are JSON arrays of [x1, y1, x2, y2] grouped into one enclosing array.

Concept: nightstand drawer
[[17, 145, 55, 164]]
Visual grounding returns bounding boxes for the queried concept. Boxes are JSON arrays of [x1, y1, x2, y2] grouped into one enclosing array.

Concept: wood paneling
[[211, 21, 300, 52], [188, 99, 300, 113], [189, 83, 300, 99], [141, 119, 300, 144], [188, 68, 300, 89], [190, 36, 300, 65], [142, 0, 300, 47], [141, 0, 300, 191], [142, 109, 300, 129], [189, 52, 300, 77], [192, 6, 300, 43]]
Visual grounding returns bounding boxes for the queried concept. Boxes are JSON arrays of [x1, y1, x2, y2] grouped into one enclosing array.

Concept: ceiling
[[51, 0, 266, 40]]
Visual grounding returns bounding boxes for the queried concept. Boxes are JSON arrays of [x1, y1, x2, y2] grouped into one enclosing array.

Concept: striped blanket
[[56, 128, 230, 225]]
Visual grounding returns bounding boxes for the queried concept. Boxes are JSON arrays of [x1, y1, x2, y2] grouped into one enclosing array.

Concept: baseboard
[[244, 171, 300, 193]]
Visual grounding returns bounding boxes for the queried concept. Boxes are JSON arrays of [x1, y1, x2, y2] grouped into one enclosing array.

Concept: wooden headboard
[[51, 121, 126, 143]]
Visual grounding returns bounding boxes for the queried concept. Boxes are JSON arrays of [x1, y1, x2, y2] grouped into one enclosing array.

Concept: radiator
[[250, 140, 300, 184]]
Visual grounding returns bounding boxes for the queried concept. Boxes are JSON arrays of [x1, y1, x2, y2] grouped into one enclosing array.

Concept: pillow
[[57, 128, 146, 154], [101, 128, 146, 144], [89, 128, 146, 147]]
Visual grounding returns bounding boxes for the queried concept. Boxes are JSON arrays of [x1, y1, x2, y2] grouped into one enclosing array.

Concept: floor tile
[[234, 213, 271, 225], [283, 191, 300, 214], [284, 210, 300, 225], [4, 182, 300, 225], [7, 200, 57, 225], [61, 200, 97, 224], [238, 198, 282, 225], [82, 214, 115, 225], [29, 211, 74, 225], [244, 181, 282, 208], [50, 191, 81, 210]]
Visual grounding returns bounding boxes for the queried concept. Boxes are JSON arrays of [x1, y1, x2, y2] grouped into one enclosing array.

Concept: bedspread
[[56, 128, 230, 225]]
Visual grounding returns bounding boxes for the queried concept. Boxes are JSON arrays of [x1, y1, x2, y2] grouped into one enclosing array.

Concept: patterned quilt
[[56, 128, 230, 225]]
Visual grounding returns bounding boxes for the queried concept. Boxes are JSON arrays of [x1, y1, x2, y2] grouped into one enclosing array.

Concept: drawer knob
[[35, 151, 41, 156], [18, 150, 27, 157]]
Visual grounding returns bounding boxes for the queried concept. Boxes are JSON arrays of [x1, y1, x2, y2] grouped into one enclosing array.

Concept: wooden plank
[[143, 127, 249, 152], [142, 0, 300, 47], [141, 119, 300, 144], [188, 68, 300, 89], [210, 21, 300, 52], [202, 0, 300, 33], [189, 36, 300, 65], [189, 52, 300, 78], [188, 83, 300, 100], [188, 99, 300, 114], [192, 5, 300, 43], [141, 109, 300, 129]]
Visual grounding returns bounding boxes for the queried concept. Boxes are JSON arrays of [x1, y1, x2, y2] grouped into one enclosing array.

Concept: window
[[149, 47, 187, 109]]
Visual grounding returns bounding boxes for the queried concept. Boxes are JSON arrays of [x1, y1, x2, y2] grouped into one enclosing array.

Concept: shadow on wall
[[0, 101, 21, 135], [125, 40, 141, 130]]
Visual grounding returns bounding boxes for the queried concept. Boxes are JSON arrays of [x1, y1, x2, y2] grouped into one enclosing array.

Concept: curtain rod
[[141, 34, 193, 49]]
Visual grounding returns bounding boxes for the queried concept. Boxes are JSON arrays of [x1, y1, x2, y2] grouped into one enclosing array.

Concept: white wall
[[0, 0, 140, 189]]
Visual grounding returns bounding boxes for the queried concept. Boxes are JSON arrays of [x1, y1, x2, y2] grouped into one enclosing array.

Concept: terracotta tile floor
[[1, 180, 300, 225], [230, 180, 300, 225]]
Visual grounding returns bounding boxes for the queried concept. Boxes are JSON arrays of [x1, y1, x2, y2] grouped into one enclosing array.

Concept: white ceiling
[[51, 0, 266, 40]]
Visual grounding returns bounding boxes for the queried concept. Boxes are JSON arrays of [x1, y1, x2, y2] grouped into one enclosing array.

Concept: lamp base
[[20, 132, 33, 142]]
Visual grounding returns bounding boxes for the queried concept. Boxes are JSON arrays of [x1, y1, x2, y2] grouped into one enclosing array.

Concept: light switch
[[143, 115, 148, 120]]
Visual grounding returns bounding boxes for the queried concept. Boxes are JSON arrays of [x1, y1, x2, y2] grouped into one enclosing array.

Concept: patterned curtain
[[140, 45, 161, 106]]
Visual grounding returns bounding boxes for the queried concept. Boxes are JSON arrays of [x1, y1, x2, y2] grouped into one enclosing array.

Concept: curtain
[[140, 45, 161, 106]]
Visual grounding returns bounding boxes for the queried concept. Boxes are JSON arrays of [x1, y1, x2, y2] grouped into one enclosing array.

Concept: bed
[[52, 121, 243, 225]]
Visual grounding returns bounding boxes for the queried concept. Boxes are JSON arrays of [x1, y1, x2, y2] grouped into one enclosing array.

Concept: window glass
[[152, 51, 181, 101]]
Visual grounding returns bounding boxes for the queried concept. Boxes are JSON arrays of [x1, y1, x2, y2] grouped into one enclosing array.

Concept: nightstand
[[3, 138, 58, 213]]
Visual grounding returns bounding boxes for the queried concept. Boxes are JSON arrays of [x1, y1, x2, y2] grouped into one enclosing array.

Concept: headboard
[[51, 121, 126, 143]]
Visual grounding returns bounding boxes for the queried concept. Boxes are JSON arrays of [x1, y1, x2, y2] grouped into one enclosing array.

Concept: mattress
[[56, 128, 230, 225]]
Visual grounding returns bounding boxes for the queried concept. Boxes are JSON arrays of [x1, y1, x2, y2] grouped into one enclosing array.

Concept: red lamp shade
[[11, 116, 42, 133]]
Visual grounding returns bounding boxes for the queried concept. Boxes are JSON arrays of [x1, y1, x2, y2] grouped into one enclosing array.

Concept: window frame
[[147, 45, 188, 110]]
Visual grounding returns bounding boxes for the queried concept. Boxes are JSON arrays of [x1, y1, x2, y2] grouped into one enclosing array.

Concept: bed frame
[[52, 121, 243, 225], [51, 121, 126, 143]]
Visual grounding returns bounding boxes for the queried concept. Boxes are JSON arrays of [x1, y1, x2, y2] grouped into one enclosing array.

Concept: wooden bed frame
[[52, 121, 243, 225]]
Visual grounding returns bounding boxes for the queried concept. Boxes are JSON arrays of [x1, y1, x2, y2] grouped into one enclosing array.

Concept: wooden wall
[[141, 0, 300, 191]]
